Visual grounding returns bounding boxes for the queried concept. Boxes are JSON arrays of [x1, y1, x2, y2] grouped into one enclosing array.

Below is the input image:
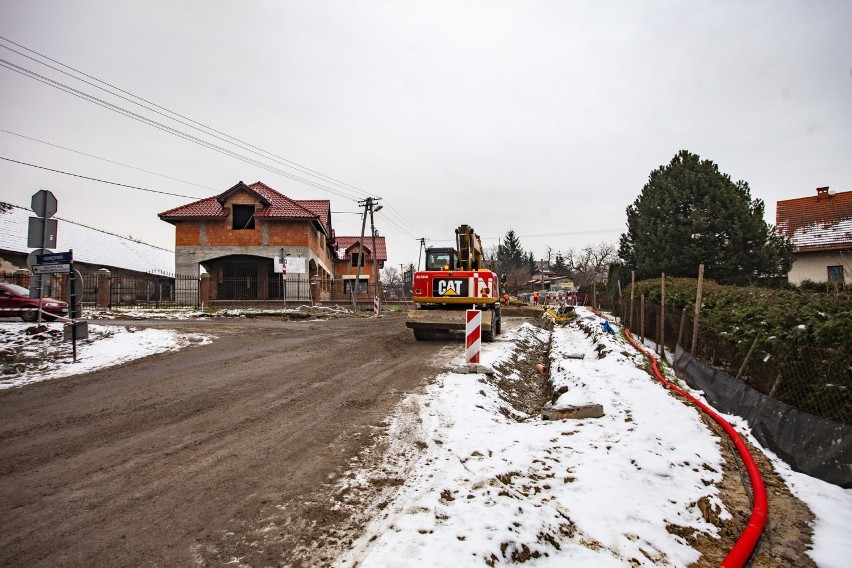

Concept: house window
[[351, 253, 365, 267], [232, 204, 255, 230], [344, 278, 368, 294], [827, 265, 844, 284]]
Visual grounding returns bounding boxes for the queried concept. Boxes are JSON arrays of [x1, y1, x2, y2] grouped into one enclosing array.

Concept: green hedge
[[627, 277, 851, 351]]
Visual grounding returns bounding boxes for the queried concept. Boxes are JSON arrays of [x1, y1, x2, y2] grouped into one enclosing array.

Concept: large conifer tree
[[618, 150, 792, 283]]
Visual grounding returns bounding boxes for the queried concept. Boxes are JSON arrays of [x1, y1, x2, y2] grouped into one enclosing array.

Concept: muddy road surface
[[0, 314, 441, 567]]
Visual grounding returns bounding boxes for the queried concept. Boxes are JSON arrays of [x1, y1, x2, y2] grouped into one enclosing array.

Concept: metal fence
[[615, 301, 851, 425], [106, 274, 200, 309]]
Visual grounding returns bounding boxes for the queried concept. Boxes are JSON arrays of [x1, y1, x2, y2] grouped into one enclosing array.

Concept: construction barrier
[[465, 309, 481, 364]]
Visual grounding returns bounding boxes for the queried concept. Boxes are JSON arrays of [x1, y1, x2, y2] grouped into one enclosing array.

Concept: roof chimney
[[816, 186, 829, 200]]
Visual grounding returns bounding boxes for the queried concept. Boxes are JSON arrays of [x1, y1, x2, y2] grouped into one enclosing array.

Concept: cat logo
[[434, 278, 467, 297]]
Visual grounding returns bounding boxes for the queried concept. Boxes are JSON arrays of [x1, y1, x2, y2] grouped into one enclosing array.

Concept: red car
[[0, 282, 69, 322]]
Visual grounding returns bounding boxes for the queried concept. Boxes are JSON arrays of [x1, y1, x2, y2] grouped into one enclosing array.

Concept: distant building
[[158, 181, 386, 303], [776, 187, 852, 285], [0, 201, 173, 275]]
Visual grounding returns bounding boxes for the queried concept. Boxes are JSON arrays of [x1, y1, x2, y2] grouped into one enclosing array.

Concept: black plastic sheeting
[[674, 345, 851, 488]]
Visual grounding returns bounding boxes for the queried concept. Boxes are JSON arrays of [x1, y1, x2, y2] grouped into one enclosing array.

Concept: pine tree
[[618, 150, 793, 284], [496, 230, 526, 270]]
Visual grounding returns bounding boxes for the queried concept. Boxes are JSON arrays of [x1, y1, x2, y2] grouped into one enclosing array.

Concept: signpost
[[28, 190, 59, 324], [65, 266, 87, 361]]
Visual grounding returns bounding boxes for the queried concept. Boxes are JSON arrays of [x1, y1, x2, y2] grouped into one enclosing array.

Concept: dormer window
[[232, 204, 255, 230]]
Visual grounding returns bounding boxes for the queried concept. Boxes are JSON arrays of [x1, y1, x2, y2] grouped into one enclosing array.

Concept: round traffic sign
[[26, 248, 53, 271]]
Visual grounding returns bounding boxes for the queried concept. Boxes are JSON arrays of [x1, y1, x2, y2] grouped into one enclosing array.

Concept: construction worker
[[502, 292, 510, 305], [532, 290, 539, 306]]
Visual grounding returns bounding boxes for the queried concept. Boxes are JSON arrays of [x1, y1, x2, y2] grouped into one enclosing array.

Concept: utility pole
[[369, 198, 382, 316], [352, 199, 370, 309], [352, 197, 382, 312], [416, 238, 427, 270]]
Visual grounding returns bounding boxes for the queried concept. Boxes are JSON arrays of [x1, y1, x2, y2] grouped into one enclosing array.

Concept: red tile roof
[[776, 188, 852, 252], [336, 235, 387, 261], [159, 181, 332, 235]]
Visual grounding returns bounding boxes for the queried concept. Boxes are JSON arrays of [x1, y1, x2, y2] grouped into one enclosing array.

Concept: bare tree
[[564, 242, 617, 286], [505, 266, 532, 294], [381, 266, 401, 287]]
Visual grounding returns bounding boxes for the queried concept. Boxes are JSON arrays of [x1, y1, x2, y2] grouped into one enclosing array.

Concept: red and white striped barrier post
[[465, 309, 481, 364], [373, 296, 380, 317]]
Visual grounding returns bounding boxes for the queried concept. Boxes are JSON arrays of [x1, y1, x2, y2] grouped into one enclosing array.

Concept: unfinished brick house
[[158, 181, 386, 303], [776, 186, 852, 285]]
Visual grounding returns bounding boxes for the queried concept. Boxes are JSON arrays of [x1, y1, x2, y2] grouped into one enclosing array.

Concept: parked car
[[0, 282, 68, 322]]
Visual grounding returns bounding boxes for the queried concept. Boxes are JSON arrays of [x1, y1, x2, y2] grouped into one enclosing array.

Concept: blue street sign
[[37, 251, 72, 264]]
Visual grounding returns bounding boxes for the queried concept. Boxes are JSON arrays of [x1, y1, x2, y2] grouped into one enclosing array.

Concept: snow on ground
[[0, 321, 211, 389], [334, 308, 851, 567], [1, 306, 849, 566]]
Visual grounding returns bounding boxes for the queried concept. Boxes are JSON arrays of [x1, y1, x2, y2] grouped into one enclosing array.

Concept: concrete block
[[541, 403, 604, 421], [453, 364, 495, 375]]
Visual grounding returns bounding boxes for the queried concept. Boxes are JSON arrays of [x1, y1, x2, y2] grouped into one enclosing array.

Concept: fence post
[[96, 269, 110, 309], [691, 263, 704, 354], [736, 335, 761, 380], [200, 273, 210, 309], [677, 307, 687, 348], [629, 270, 635, 330], [640, 293, 645, 344]]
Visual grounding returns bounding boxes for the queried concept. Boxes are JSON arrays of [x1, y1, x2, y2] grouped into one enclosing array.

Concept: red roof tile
[[336, 235, 387, 261], [159, 181, 333, 235], [776, 188, 852, 252]]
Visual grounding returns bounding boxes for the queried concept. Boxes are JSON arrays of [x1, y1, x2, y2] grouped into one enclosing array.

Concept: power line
[[1, 129, 217, 191], [0, 37, 367, 201], [0, 36, 420, 240], [0, 156, 202, 199], [0, 57, 364, 201]]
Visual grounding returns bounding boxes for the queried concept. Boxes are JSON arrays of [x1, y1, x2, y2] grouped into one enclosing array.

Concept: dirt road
[[0, 314, 441, 567]]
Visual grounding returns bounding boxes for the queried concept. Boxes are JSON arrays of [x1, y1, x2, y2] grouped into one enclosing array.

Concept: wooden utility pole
[[691, 263, 704, 354], [369, 199, 382, 316], [352, 199, 370, 309]]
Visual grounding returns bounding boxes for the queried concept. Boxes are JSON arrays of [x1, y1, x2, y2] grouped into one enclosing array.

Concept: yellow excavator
[[405, 225, 502, 341]]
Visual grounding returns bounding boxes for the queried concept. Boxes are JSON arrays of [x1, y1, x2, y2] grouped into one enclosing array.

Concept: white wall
[[788, 250, 852, 285]]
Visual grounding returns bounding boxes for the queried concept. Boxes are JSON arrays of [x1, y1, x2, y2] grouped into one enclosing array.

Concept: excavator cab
[[425, 248, 457, 271]]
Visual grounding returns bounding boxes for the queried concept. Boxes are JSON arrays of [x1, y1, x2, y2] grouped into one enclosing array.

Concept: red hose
[[621, 328, 767, 567]]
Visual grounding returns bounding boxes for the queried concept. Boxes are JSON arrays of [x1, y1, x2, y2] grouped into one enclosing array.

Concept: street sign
[[37, 251, 72, 264], [285, 256, 306, 274], [64, 321, 89, 341], [26, 248, 53, 271], [32, 263, 71, 274], [31, 189, 58, 219], [27, 217, 58, 248]]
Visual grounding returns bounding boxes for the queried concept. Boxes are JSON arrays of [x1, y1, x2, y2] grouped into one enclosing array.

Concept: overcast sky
[[1, 1, 850, 270]]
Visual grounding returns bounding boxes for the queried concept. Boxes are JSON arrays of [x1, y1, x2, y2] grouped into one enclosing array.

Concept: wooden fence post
[[736, 335, 761, 380], [640, 293, 645, 344], [691, 264, 704, 354], [629, 270, 635, 330], [677, 307, 687, 348]]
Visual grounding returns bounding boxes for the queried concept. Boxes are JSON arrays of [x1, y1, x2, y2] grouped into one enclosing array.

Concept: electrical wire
[[0, 36, 420, 241], [1, 129, 217, 191], [0, 36, 427, 238], [0, 38, 366, 201], [0, 58, 364, 201], [0, 156, 201, 198]]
